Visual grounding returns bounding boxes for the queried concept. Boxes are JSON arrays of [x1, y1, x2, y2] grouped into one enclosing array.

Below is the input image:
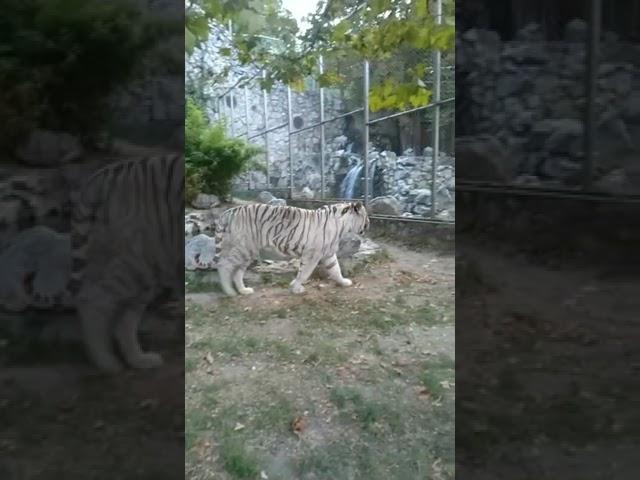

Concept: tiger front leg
[[290, 256, 321, 294], [233, 265, 254, 295], [321, 254, 352, 287], [76, 294, 124, 373]]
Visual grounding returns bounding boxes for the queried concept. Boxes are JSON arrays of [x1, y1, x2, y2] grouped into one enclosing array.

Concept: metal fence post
[[244, 86, 250, 138], [287, 86, 294, 199], [430, 0, 442, 218], [319, 56, 326, 200], [229, 93, 236, 136], [363, 60, 370, 209], [584, 0, 601, 190], [262, 71, 270, 190]]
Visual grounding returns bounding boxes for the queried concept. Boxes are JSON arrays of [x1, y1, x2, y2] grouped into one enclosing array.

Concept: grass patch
[[284, 296, 446, 333], [330, 386, 403, 433], [185, 272, 221, 293], [303, 341, 349, 366], [341, 248, 392, 276], [259, 271, 291, 288], [420, 354, 454, 397], [250, 395, 296, 433], [219, 440, 261, 479], [189, 333, 299, 364], [185, 356, 198, 372]]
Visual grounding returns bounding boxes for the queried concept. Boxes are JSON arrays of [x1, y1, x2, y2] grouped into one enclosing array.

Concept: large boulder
[[268, 198, 287, 207], [369, 196, 402, 216], [191, 193, 220, 209], [15, 129, 83, 166], [456, 135, 515, 182], [0, 226, 71, 311], [185, 234, 217, 271], [257, 191, 275, 203], [337, 233, 362, 258], [185, 211, 217, 239]]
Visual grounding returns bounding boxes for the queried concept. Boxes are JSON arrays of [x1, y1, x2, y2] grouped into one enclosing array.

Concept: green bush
[[0, 0, 178, 155], [185, 98, 262, 201]]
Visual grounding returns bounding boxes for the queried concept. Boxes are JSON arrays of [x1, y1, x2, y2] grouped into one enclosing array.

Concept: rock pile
[[457, 21, 640, 185]]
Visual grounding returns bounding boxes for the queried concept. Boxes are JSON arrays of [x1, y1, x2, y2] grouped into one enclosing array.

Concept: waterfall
[[340, 157, 378, 199], [340, 161, 363, 199]]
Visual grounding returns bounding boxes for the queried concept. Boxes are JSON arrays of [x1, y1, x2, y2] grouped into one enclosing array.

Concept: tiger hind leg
[[322, 254, 352, 287], [217, 262, 237, 296], [114, 303, 163, 369], [76, 295, 123, 373], [233, 265, 254, 295]]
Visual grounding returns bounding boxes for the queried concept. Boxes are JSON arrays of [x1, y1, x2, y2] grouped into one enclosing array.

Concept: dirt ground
[[456, 238, 640, 479], [0, 306, 185, 479], [185, 240, 455, 480]]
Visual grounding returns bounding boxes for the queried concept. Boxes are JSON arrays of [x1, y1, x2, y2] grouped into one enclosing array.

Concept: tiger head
[[340, 201, 369, 235]]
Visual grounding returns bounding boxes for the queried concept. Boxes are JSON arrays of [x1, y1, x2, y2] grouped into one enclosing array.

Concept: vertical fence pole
[[244, 86, 251, 190], [430, 0, 442, 218], [363, 60, 370, 209], [227, 90, 236, 137], [584, 0, 601, 190], [262, 71, 270, 191], [287, 86, 294, 199], [319, 56, 326, 200], [244, 86, 250, 138]]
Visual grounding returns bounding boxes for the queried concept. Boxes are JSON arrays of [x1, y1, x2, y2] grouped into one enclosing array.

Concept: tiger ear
[[341, 205, 350, 215], [353, 201, 362, 212]]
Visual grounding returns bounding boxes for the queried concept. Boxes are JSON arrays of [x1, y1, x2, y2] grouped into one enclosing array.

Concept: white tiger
[[213, 201, 370, 296], [67, 154, 184, 373]]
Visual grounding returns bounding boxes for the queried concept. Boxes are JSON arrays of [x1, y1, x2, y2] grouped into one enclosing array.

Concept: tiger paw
[[338, 278, 353, 287], [238, 287, 254, 295], [289, 282, 305, 294], [128, 352, 164, 369], [94, 357, 125, 374]]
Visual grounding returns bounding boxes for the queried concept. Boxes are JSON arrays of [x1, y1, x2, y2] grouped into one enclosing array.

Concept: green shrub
[[185, 164, 202, 205], [0, 0, 178, 155], [185, 98, 262, 200]]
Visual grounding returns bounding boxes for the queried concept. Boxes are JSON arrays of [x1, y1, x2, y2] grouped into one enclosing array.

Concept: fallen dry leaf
[[204, 353, 214, 364], [291, 416, 307, 437], [234, 422, 245, 431], [260, 471, 269, 479], [418, 388, 431, 400]]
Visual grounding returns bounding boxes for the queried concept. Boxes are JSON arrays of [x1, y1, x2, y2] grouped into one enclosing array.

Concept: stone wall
[[108, 0, 184, 148], [457, 20, 640, 187]]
